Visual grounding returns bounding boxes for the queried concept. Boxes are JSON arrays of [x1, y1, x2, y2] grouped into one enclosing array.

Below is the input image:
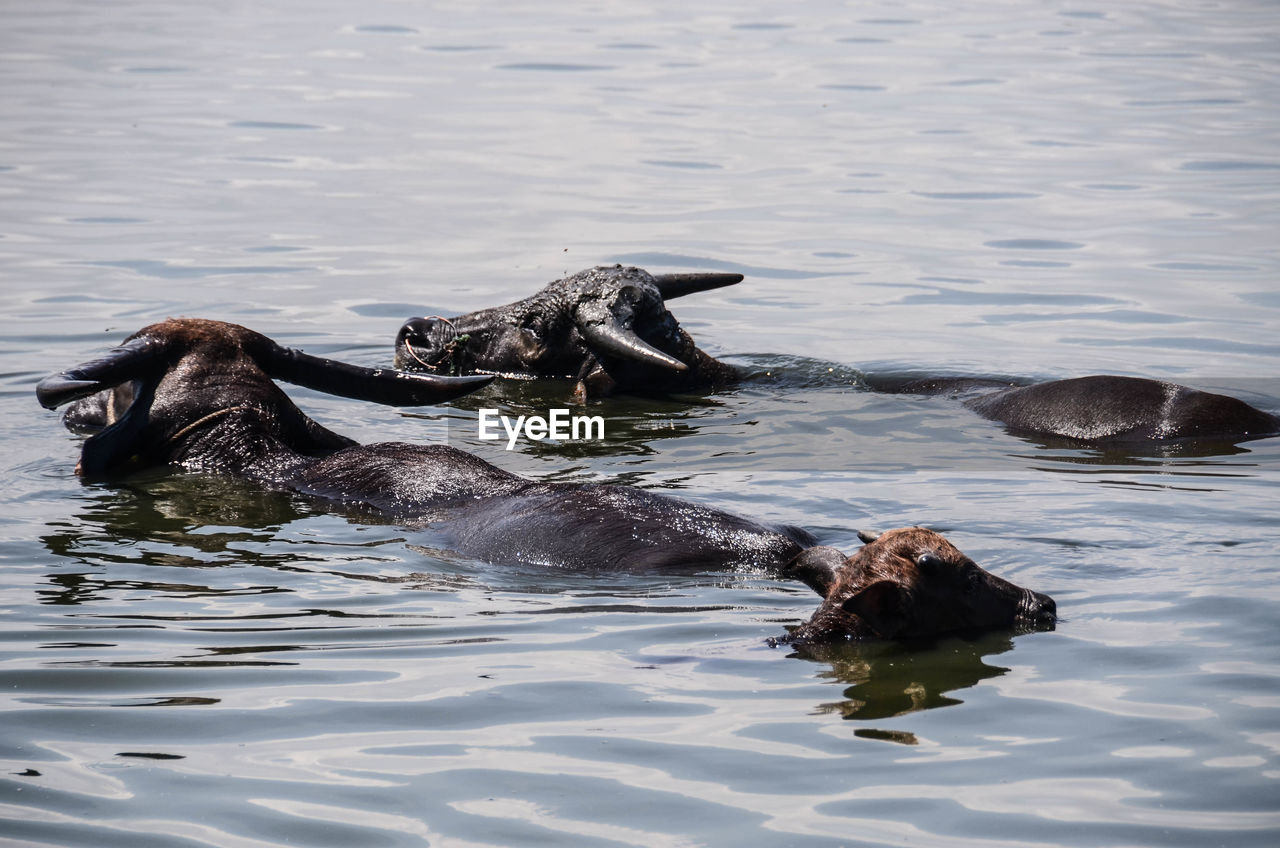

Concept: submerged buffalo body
[[965, 376, 1280, 444], [874, 373, 1280, 445], [38, 318, 1054, 644], [297, 444, 811, 572], [395, 264, 741, 399]]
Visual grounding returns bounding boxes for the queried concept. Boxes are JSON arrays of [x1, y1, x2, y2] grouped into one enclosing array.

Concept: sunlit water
[[3, 1, 1279, 846]]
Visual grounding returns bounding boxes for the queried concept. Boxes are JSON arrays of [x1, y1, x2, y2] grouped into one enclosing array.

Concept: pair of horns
[[36, 322, 492, 411], [575, 271, 743, 372]]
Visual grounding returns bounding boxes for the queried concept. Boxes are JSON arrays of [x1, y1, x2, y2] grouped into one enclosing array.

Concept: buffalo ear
[[651, 272, 743, 300], [841, 580, 908, 639], [264, 345, 492, 407], [36, 335, 168, 410], [783, 546, 847, 596]]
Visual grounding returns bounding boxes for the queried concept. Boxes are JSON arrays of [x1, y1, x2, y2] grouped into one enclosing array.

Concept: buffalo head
[[37, 318, 491, 479], [779, 527, 1056, 644], [394, 264, 742, 399]]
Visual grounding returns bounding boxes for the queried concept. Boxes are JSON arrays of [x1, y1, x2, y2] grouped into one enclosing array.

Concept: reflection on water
[[797, 632, 1015, 728], [36, 476, 478, 611]]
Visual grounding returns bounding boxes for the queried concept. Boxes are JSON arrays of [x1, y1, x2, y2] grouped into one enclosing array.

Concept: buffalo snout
[[395, 316, 461, 374], [1017, 588, 1057, 631]]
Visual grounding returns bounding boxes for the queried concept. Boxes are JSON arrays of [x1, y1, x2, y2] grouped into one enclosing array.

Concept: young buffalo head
[[37, 318, 491, 480], [779, 527, 1056, 644], [394, 264, 742, 399]]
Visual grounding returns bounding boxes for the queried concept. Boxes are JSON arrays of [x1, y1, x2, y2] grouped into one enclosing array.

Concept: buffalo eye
[[963, 566, 983, 594], [915, 552, 946, 572]]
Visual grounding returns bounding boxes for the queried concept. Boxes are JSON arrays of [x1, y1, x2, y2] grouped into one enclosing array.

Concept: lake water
[[3, 1, 1279, 845]]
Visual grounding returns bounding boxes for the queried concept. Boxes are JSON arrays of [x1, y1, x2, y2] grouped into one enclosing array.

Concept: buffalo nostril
[[397, 317, 437, 346], [397, 317, 458, 354], [1016, 589, 1057, 630]]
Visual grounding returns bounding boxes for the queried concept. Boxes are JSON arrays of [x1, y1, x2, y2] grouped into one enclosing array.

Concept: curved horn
[[576, 319, 688, 372], [856, 529, 881, 545], [651, 272, 743, 300], [574, 294, 688, 372], [265, 345, 493, 406], [36, 335, 168, 410]]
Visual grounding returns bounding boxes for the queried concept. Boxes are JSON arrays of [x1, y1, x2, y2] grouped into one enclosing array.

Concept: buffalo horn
[[651, 272, 743, 300], [36, 335, 167, 409], [265, 345, 493, 406], [576, 318, 688, 371]]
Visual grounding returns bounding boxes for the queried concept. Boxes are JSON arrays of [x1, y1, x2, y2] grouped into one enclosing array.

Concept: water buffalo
[[37, 318, 1055, 644], [39, 318, 494, 479], [394, 264, 741, 400], [394, 265, 1278, 445]]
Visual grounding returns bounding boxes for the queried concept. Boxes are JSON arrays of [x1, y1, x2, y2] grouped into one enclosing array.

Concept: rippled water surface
[[3, 1, 1280, 846]]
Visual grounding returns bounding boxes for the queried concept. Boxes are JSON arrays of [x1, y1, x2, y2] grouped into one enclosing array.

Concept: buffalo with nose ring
[[395, 264, 741, 400], [396, 264, 1280, 446], [37, 318, 1055, 644]]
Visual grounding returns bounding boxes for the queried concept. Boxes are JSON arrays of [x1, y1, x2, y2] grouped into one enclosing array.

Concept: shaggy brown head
[[780, 527, 1056, 644]]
